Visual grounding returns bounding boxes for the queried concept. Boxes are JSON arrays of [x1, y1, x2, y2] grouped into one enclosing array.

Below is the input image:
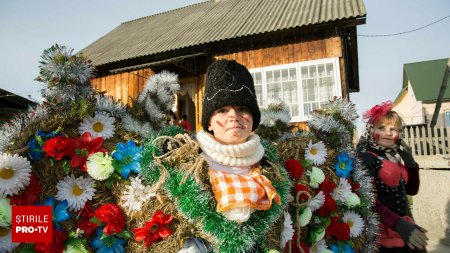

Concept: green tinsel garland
[[140, 135, 291, 253]]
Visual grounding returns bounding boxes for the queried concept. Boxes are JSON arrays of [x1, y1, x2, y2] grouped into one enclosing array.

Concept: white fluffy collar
[[196, 130, 264, 167]]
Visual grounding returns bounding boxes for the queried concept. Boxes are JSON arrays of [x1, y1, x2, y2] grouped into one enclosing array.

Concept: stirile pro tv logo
[[12, 206, 52, 243]]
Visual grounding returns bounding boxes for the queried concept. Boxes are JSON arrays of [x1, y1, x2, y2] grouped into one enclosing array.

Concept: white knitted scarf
[[196, 130, 264, 167]]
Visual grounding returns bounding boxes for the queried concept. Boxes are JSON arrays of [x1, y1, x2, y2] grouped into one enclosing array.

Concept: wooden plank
[[445, 127, 450, 155], [287, 43, 295, 63], [439, 126, 447, 155], [255, 48, 263, 68], [241, 50, 249, 67], [247, 49, 255, 69], [293, 41, 302, 62], [105, 75, 113, 97], [299, 40, 309, 62], [101, 77, 106, 92], [113, 73, 120, 101], [272, 46, 284, 65], [407, 127, 417, 156], [283, 44, 290, 64], [121, 72, 129, 105], [433, 127, 442, 155], [422, 126, 428, 155], [130, 71, 137, 101], [317, 40, 326, 59], [429, 126, 437, 155], [325, 36, 342, 58]]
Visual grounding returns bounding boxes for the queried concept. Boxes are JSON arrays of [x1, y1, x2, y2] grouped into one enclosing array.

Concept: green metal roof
[[80, 0, 366, 67], [403, 58, 450, 102]]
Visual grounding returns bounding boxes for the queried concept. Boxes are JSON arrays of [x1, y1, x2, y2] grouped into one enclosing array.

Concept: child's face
[[208, 105, 253, 145], [373, 120, 401, 148]]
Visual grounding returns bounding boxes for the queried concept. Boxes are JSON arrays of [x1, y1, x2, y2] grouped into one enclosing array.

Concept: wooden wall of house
[[91, 69, 155, 104], [213, 35, 344, 130], [91, 35, 346, 132]]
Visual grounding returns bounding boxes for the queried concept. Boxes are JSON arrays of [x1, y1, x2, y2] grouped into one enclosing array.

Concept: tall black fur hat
[[202, 59, 260, 132]]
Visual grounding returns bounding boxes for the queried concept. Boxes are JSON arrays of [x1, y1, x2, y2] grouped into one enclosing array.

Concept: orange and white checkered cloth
[[208, 165, 281, 212]]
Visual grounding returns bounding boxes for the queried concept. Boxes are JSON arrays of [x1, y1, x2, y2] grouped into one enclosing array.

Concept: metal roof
[[80, 0, 366, 67], [403, 58, 450, 102]]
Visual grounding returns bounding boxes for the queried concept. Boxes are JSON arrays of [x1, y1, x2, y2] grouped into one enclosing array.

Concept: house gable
[[403, 58, 450, 102]]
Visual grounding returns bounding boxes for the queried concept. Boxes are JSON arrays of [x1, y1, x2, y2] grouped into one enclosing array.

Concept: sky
[[0, 0, 449, 133]]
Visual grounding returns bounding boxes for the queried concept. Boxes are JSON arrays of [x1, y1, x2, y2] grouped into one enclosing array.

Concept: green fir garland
[[140, 134, 291, 253]]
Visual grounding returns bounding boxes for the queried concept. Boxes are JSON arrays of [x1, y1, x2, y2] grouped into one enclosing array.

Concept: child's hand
[[398, 140, 418, 168], [395, 218, 428, 249]]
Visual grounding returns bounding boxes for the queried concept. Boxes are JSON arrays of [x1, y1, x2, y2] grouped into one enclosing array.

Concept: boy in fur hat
[[198, 59, 280, 222], [179, 59, 283, 252]]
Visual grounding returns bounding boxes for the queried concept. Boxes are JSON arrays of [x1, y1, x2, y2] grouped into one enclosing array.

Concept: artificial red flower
[[134, 210, 173, 247], [294, 183, 311, 202], [287, 233, 310, 253], [285, 159, 303, 180], [363, 100, 393, 123], [318, 176, 336, 194], [325, 218, 350, 241], [351, 182, 361, 192], [316, 194, 337, 216], [34, 228, 67, 253], [78, 201, 94, 218], [70, 132, 107, 171], [94, 204, 125, 235], [10, 174, 42, 205], [76, 202, 97, 237], [77, 218, 98, 237], [42, 135, 75, 160]]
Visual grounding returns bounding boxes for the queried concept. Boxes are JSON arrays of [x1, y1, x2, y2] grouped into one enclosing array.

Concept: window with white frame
[[445, 111, 450, 127], [250, 58, 341, 122]]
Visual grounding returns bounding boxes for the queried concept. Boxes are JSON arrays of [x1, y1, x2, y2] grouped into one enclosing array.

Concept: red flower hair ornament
[[362, 100, 393, 124]]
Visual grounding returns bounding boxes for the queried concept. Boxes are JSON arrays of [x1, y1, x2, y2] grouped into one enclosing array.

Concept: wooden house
[[80, 0, 367, 132], [0, 88, 37, 124]]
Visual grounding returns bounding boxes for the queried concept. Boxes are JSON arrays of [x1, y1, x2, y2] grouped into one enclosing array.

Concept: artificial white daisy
[[304, 141, 327, 165], [310, 239, 327, 253], [280, 211, 294, 248], [0, 198, 12, 227], [345, 193, 361, 207], [78, 111, 116, 139], [120, 176, 155, 212], [86, 152, 114, 181], [343, 211, 365, 237], [331, 178, 352, 202], [56, 175, 96, 211], [0, 153, 31, 198], [0, 227, 20, 252], [299, 206, 312, 227], [308, 191, 325, 212], [306, 167, 325, 188]]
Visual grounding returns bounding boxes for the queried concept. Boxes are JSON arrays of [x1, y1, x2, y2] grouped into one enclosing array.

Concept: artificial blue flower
[[334, 153, 354, 178], [112, 140, 142, 178], [43, 197, 71, 223], [330, 242, 355, 253], [27, 130, 62, 160], [28, 138, 45, 160], [91, 227, 126, 253]]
